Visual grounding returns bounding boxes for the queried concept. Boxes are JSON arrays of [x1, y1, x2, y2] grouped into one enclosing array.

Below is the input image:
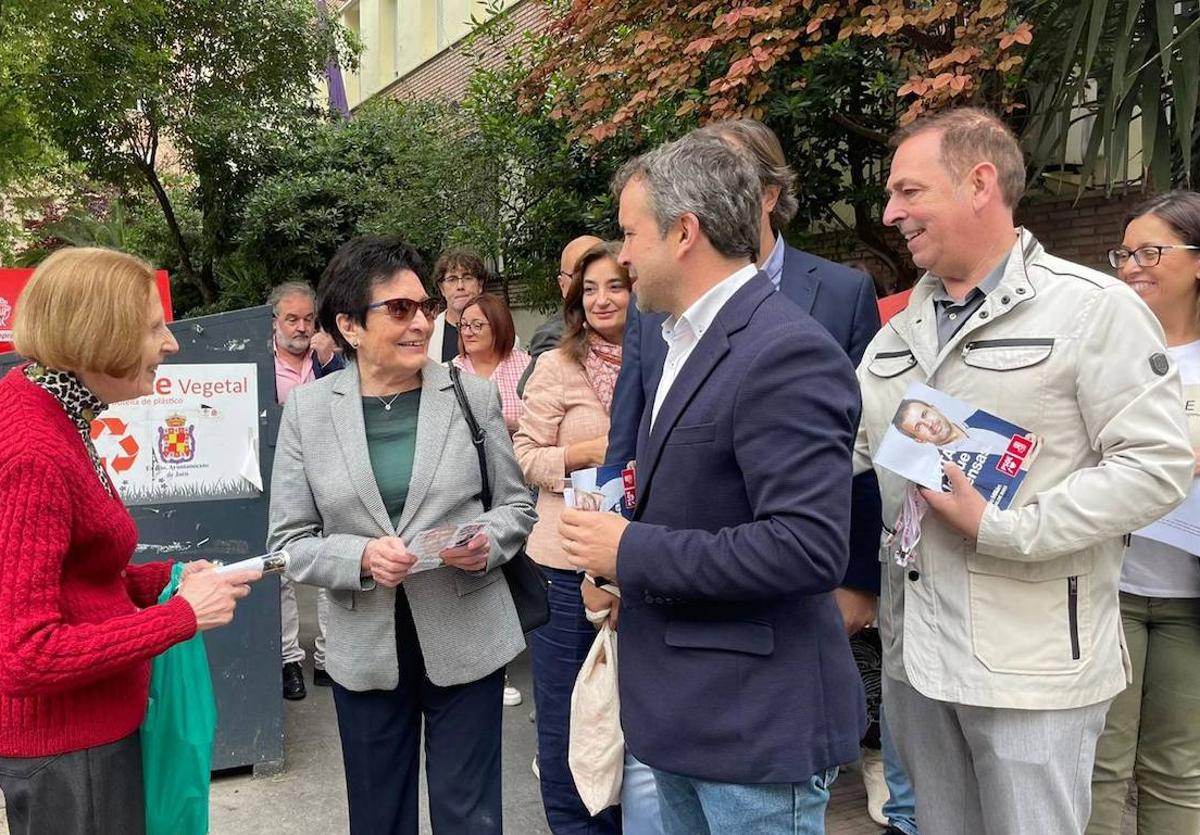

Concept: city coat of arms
[[157, 414, 196, 463]]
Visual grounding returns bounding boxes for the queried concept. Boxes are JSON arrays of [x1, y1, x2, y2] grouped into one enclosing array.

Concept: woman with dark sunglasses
[[1089, 191, 1200, 835], [266, 235, 536, 835]]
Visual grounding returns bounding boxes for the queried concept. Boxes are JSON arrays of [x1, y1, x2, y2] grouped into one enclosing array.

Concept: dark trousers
[[529, 565, 622, 834], [331, 588, 505, 835], [0, 732, 145, 835]]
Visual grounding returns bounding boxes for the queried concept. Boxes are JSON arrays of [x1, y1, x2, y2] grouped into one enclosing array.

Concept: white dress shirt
[[650, 263, 759, 430]]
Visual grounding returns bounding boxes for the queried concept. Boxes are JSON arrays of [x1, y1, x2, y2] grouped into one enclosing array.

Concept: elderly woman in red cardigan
[[0, 248, 258, 835]]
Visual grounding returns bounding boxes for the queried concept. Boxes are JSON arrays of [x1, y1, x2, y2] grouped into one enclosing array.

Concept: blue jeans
[[651, 766, 839, 835], [882, 706, 919, 834], [528, 566, 622, 834], [622, 753, 664, 834]]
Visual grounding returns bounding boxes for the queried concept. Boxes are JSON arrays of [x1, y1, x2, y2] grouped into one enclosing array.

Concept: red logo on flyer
[[622, 466, 637, 509], [996, 453, 1021, 476], [1007, 436, 1032, 458]]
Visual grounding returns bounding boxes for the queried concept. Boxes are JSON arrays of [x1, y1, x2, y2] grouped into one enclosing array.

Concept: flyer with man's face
[[873, 382, 1041, 509]]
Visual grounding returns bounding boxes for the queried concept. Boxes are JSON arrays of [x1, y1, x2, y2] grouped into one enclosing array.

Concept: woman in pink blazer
[[513, 241, 630, 833]]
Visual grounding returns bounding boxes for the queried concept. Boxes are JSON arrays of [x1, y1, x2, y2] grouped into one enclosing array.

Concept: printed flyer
[[565, 465, 636, 518], [873, 382, 1040, 509], [90, 363, 261, 505]]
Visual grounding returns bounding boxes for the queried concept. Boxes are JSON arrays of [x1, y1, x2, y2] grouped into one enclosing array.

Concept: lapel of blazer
[[779, 244, 818, 315], [395, 361, 455, 533], [330, 365, 396, 535], [633, 275, 772, 519]]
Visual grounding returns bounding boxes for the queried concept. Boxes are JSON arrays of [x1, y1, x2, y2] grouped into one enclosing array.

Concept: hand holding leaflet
[[873, 382, 1040, 508], [406, 523, 488, 573], [873, 383, 1040, 566]]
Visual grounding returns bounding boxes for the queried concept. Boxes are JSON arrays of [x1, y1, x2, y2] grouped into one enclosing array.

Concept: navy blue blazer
[[616, 273, 867, 783], [607, 244, 884, 592], [313, 352, 345, 379]]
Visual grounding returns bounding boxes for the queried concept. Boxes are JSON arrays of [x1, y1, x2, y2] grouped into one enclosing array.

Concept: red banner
[[0, 267, 173, 355]]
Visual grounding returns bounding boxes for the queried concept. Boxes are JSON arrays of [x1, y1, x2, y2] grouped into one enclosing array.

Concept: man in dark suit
[[561, 131, 866, 833], [607, 119, 883, 635]]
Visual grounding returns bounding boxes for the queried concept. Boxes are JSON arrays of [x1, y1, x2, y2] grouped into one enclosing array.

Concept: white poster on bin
[[90, 363, 261, 505]]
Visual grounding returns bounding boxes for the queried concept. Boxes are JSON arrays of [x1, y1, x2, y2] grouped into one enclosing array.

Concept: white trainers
[[503, 685, 523, 706], [861, 746, 890, 826]]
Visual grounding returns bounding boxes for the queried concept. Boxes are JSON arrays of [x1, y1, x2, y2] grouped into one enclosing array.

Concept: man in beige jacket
[[854, 107, 1194, 835]]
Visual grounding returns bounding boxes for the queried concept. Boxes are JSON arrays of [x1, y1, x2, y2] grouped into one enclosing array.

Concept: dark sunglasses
[[365, 297, 444, 321]]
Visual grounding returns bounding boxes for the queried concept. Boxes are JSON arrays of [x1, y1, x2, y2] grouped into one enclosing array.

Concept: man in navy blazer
[[607, 119, 883, 618], [561, 131, 865, 833]]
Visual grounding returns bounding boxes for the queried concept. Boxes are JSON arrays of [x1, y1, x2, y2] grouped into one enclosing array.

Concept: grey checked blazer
[[266, 360, 537, 691]]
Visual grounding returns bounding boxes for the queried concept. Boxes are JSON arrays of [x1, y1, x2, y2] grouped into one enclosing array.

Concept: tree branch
[[830, 112, 891, 146]]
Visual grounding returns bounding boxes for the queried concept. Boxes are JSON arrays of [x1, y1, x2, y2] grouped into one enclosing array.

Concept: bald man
[[517, 234, 605, 397]]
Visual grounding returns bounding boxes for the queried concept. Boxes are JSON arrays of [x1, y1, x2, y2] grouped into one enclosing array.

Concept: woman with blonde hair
[[0, 247, 257, 835], [514, 240, 630, 833]]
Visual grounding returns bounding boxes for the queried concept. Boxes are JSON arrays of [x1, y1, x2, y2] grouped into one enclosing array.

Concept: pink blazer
[[513, 348, 611, 570]]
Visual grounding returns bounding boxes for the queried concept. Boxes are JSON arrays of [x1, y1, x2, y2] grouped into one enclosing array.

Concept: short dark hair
[[1125, 190, 1200, 248], [317, 235, 428, 361], [458, 292, 517, 360], [432, 248, 491, 286], [891, 399, 925, 437], [560, 241, 631, 366], [611, 132, 761, 262]]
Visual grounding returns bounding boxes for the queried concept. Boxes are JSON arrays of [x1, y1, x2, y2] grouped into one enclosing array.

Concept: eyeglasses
[[365, 297, 444, 321], [439, 274, 479, 287], [557, 270, 572, 282], [460, 319, 490, 334], [1108, 245, 1200, 269]]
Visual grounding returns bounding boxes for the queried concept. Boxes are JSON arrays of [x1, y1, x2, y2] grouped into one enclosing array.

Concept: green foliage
[[236, 100, 494, 300], [1019, 0, 1200, 190], [13, 0, 357, 302], [458, 4, 623, 310]]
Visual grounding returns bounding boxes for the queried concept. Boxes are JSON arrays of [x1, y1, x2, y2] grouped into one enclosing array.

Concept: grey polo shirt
[[931, 254, 1009, 349]]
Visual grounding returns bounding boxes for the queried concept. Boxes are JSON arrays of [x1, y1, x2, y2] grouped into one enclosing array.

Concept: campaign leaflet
[[564, 465, 636, 519], [872, 382, 1040, 510]]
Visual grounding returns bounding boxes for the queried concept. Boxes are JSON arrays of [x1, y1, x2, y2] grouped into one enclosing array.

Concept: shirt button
[[120, 570, 127, 578], [948, 313, 957, 320], [907, 570, 921, 581]]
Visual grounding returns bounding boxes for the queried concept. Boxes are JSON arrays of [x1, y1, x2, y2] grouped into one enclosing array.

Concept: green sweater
[[361, 390, 421, 527]]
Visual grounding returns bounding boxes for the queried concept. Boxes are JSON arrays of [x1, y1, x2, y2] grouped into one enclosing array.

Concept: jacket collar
[[329, 360, 457, 535], [633, 273, 775, 516], [778, 243, 818, 314], [895, 228, 1042, 375]]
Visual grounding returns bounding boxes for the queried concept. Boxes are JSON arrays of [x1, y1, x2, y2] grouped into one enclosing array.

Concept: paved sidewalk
[[0, 583, 1138, 833]]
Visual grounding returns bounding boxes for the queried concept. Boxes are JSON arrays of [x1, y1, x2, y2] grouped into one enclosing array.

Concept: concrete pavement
[[0, 582, 1138, 833]]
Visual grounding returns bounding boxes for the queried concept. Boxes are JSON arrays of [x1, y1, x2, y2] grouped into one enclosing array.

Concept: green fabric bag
[[141, 562, 217, 835]]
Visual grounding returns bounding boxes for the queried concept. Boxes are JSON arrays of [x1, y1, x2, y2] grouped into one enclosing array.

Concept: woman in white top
[[1089, 190, 1200, 835]]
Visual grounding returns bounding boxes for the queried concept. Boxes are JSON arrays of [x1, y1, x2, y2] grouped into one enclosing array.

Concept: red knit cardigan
[[0, 369, 197, 757]]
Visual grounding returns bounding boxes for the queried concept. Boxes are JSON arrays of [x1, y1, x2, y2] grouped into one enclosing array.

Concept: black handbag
[[449, 365, 549, 634]]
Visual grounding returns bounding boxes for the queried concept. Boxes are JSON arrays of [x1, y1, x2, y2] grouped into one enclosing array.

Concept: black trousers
[[0, 732, 145, 835], [331, 589, 505, 835]]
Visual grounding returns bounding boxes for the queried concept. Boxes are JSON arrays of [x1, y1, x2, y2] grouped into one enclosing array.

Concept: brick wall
[[369, 0, 549, 105], [800, 190, 1149, 293]]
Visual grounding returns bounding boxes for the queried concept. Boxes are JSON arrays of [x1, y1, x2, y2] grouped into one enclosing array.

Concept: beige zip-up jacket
[[854, 229, 1193, 710]]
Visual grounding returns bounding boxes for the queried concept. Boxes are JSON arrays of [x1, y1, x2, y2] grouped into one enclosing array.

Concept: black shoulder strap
[[449, 365, 493, 510]]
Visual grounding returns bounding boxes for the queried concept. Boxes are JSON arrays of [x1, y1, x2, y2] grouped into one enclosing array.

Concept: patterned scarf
[[24, 363, 114, 496], [583, 331, 623, 413]]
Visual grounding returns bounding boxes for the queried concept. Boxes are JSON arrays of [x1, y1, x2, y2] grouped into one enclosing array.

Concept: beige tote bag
[[568, 623, 624, 815]]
